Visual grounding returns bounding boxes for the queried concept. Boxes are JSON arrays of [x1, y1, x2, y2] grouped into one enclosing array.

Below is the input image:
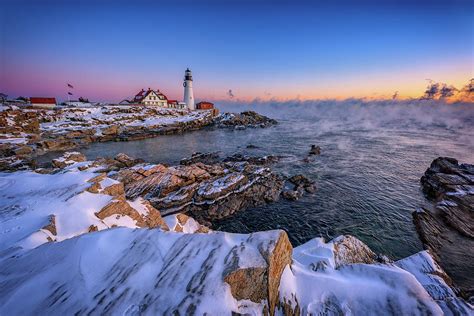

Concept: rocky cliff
[[414, 157, 474, 299]]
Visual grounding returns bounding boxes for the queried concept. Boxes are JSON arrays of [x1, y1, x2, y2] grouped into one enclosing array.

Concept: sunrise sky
[[1, 0, 473, 102]]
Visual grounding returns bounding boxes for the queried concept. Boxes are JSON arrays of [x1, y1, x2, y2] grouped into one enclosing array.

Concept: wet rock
[[186, 167, 283, 223], [309, 145, 321, 156], [124, 163, 214, 200], [196, 173, 248, 201], [281, 187, 304, 201], [180, 152, 220, 165], [282, 174, 316, 201], [414, 157, 474, 297], [214, 111, 278, 128], [223, 153, 280, 165], [288, 174, 316, 193], [40, 138, 77, 152], [246, 144, 260, 149]]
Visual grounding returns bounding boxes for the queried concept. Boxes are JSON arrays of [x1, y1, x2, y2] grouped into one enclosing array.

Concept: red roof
[[156, 89, 168, 100], [30, 97, 56, 104], [167, 99, 177, 103], [133, 89, 146, 102], [132, 88, 170, 103]]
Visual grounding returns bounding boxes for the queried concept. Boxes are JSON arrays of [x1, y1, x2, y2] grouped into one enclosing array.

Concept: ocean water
[[40, 100, 474, 259]]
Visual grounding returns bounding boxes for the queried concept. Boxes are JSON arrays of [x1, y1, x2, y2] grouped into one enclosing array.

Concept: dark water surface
[[40, 101, 474, 259]]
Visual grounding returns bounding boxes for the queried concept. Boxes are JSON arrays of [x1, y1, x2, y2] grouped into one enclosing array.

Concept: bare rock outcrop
[[95, 198, 168, 230], [223, 230, 292, 315], [282, 174, 316, 201], [214, 111, 278, 129], [110, 155, 284, 225], [180, 152, 221, 165], [332, 235, 383, 267], [414, 157, 474, 298]]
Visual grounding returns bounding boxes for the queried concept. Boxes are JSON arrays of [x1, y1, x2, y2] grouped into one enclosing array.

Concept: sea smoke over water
[[217, 99, 474, 148]]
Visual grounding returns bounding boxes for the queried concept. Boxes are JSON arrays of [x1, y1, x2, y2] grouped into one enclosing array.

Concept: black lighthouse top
[[184, 68, 193, 81]]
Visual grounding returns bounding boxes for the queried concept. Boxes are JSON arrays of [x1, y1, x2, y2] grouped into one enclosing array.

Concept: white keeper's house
[[133, 88, 168, 107], [125, 88, 185, 109]]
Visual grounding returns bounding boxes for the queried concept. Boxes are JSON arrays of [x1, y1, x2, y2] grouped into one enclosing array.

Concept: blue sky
[[1, 0, 473, 101]]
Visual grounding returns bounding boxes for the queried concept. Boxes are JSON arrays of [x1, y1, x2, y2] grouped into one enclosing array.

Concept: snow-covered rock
[[0, 228, 291, 315], [279, 236, 472, 315], [0, 166, 166, 254], [396, 251, 473, 315]]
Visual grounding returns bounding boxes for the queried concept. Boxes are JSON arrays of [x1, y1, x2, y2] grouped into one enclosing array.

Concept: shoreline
[[0, 104, 472, 314], [0, 150, 471, 314], [0, 104, 277, 171]]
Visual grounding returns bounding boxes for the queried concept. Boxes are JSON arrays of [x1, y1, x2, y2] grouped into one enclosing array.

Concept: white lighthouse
[[183, 68, 195, 110]]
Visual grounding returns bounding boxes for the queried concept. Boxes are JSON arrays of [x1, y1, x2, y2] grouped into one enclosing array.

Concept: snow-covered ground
[[0, 160, 472, 315], [0, 105, 214, 161], [39, 106, 211, 133]]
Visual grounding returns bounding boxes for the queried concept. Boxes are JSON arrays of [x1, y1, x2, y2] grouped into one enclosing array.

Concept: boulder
[[114, 152, 143, 167], [95, 199, 168, 230], [282, 174, 316, 201], [309, 145, 321, 155], [288, 174, 316, 193], [223, 230, 292, 315], [332, 235, 380, 267]]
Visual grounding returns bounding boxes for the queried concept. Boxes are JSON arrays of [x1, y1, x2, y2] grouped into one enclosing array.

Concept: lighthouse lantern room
[[183, 68, 195, 110]]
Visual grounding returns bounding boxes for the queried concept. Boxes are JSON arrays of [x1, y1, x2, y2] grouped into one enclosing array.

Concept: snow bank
[[278, 237, 472, 315], [0, 228, 278, 315], [0, 167, 146, 253]]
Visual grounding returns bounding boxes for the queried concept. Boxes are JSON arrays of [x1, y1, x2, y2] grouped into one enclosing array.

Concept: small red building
[[196, 101, 214, 110], [30, 97, 57, 108]]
